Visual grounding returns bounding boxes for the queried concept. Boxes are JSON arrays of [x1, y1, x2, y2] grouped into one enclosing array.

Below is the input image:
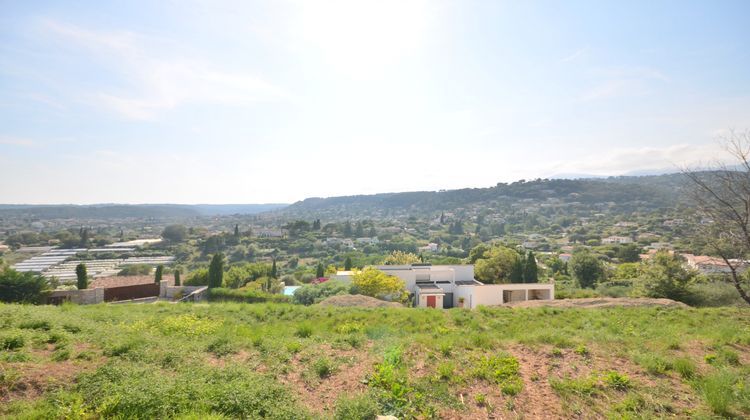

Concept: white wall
[[458, 283, 555, 309]]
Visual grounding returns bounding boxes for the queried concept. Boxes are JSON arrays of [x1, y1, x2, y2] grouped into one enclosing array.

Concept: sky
[[1, 0, 749, 204]]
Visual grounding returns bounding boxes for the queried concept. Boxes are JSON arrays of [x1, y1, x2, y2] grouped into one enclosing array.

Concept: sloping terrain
[[1, 303, 749, 418]]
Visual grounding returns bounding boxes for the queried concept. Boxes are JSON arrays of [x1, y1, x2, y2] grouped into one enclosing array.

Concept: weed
[[704, 354, 718, 364], [472, 355, 523, 396], [699, 369, 736, 416], [334, 393, 379, 420], [19, 320, 51, 331], [52, 347, 71, 362], [0, 334, 24, 351], [603, 371, 630, 390], [474, 393, 487, 406], [312, 357, 335, 378], [295, 324, 313, 338], [436, 362, 454, 381], [673, 357, 696, 379], [574, 344, 590, 357], [285, 341, 302, 354], [551, 348, 563, 357], [206, 337, 237, 357], [550, 375, 598, 397]]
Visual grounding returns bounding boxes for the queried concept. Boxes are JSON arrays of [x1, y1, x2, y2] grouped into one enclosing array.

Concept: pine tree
[[75, 263, 88, 290], [155, 265, 164, 283], [174, 269, 181, 286], [523, 251, 539, 283], [316, 262, 324, 278], [344, 256, 352, 271], [208, 253, 224, 288]]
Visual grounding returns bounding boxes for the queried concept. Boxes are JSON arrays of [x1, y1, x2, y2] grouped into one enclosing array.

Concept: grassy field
[[1, 302, 750, 419]]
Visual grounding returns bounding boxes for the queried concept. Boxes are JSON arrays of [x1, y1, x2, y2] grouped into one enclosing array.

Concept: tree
[[76, 263, 88, 290], [79, 228, 90, 247], [474, 246, 520, 284], [343, 221, 353, 237], [685, 130, 750, 305], [208, 253, 225, 288], [635, 251, 696, 302], [316, 262, 325, 278], [162, 224, 188, 243], [616, 245, 641, 263], [509, 257, 524, 283], [344, 256, 353, 271], [352, 268, 407, 302], [468, 243, 491, 263], [271, 259, 277, 279], [523, 251, 539, 283], [570, 251, 604, 289], [154, 265, 164, 283], [383, 250, 421, 265], [0, 268, 50, 304], [293, 280, 351, 305], [174, 269, 181, 286]]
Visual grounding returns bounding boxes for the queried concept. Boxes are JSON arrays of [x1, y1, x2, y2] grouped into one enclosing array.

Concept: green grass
[[0, 302, 749, 418]]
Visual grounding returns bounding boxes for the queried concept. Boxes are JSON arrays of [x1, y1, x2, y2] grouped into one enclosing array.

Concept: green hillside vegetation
[[1, 302, 749, 419]]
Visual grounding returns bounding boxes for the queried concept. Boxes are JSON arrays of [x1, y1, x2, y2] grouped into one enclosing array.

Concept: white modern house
[[335, 264, 554, 309]]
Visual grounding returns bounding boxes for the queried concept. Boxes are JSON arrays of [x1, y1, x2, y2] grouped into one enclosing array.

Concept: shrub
[[0, 269, 50, 304], [206, 337, 237, 357], [334, 393, 379, 420], [312, 357, 335, 378], [208, 288, 290, 304], [292, 280, 351, 305], [0, 335, 25, 351], [436, 362, 454, 381], [19, 319, 51, 330], [472, 355, 523, 395]]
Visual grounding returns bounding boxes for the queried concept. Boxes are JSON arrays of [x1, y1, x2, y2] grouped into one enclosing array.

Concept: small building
[[602, 236, 633, 245], [372, 264, 554, 309], [418, 243, 439, 253]]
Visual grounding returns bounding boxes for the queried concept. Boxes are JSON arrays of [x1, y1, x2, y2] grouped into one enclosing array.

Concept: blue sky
[[1, 0, 748, 204]]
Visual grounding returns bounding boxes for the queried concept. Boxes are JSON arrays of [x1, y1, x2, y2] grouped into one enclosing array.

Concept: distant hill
[[276, 172, 692, 218], [0, 203, 288, 219]]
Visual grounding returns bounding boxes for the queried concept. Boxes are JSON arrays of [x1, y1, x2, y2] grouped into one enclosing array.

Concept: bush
[[0, 269, 50, 304], [292, 280, 351, 305], [0, 335, 25, 351], [603, 371, 630, 390], [312, 357, 335, 378], [335, 393, 379, 420], [117, 264, 152, 276], [208, 288, 290, 304]]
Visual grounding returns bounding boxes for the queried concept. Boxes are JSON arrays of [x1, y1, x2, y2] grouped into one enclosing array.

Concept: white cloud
[[39, 19, 291, 120]]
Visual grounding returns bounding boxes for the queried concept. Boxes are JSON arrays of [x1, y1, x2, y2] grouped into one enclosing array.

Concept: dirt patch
[[277, 343, 375, 415], [508, 345, 566, 419], [318, 294, 404, 308], [0, 360, 87, 403], [507, 298, 688, 309]]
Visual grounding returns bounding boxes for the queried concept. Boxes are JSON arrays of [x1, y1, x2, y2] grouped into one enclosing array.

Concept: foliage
[[382, 251, 421, 265], [570, 251, 604, 289], [335, 393, 378, 420], [523, 251, 539, 283], [207, 288, 290, 304], [474, 246, 520, 284], [222, 263, 272, 289], [352, 268, 407, 301], [75, 263, 88, 290], [184, 268, 209, 286], [634, 251, 696, 302], [292, 280, 351, 305], [117, 264, 152, 276], [174, 269, 181, 286], [616, 244, 641, 263], [154, 265, 163, 283], [161, 224, 188, 242], [208, 253, 225, 289], [0, 269, 50, 304]]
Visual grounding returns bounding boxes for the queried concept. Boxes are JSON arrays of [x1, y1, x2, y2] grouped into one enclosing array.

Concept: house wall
[[417, 293, 443, 308], [48, 288, 104, 305], [456, 283, 555, 309]]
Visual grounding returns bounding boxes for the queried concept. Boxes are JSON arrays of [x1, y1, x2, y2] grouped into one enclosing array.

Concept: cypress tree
[[234, 224, 240, 238], [208, 253, 224, 288], [174, 269, 181, 286], [271, 259, 277, 278], [344, 256, 352, 271], [155, 265, 164, 283], [75, 263, 88, 290], [316, 262, 324, 278], [509, 257, 523, 283], [523, 251, 539, 283]]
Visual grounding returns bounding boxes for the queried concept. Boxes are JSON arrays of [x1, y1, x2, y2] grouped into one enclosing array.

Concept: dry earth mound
[[507, 297, 688, 308], [318, 294, 403, 308]]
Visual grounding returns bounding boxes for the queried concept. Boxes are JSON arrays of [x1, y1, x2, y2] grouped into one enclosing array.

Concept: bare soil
[[507, 297, 688, 309]]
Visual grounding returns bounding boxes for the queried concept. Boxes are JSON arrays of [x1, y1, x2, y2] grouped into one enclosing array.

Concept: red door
[[426, 295, 436, 308]]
